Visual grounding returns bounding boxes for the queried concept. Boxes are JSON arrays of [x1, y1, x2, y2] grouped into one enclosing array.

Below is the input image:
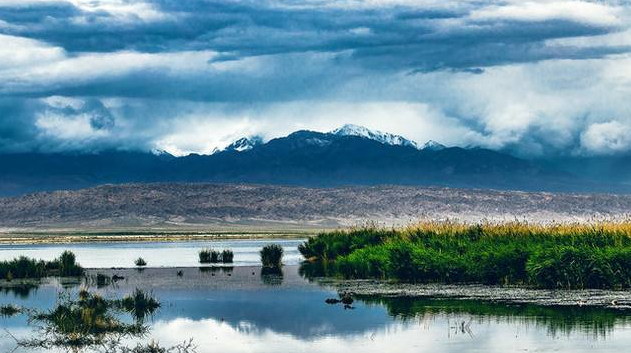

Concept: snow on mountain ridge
[[224, 136, 263, 152], [422, 140, 446, 151], [330, 124, 419, 148]]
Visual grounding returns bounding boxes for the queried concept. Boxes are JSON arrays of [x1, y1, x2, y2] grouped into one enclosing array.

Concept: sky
[[0, 0, 630, 157]]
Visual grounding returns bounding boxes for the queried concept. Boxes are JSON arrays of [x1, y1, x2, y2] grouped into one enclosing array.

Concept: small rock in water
[[176, 270, 183, 277]]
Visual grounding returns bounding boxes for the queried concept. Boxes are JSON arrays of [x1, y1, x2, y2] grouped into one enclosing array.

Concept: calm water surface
[[0, 238, 304, 267], [0, 242, 630, 352]]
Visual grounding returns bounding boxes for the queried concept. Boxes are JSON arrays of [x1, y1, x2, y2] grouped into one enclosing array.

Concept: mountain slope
[[0, 126, 614, 196], [1, 183, 630, 228]]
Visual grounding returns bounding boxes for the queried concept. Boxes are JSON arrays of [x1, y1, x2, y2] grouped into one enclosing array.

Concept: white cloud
[[580, 121, 631, 154], [0, 0, 170, 22], [470, 1, 622, 26], [0, 34, 65, 70], [0, 45, 221, 91], [35, 111, 105, 140]]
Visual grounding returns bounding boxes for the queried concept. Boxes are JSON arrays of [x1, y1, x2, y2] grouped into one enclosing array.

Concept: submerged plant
[[0, 304, 20, 317], [15, 289, 160, 350], [120, 288, 161, 322], [260, 244, 283, 269]]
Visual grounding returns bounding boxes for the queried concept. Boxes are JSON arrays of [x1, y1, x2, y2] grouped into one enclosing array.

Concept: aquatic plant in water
[[11, 289, 163, 351], [135, 257, 147, 267], [0, 304, 20, 317], [221, 249, 234, 263], [120, 288, 161, 322], [0, 251, 84, 280], [200, 248, 234, 264], [260, 244, 283, 269]]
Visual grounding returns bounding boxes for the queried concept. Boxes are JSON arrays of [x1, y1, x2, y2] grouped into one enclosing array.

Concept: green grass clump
[[198, 248, 214, 263], [260, 244, 283, 269], [134, 258, 147, 267], [199, 248, 233, 263], [0, 251, 84, 280], [221, 249, 234, 263], [299, 221, 631, 289]]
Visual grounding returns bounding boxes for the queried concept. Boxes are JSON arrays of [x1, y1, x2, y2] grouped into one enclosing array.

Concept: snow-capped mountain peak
[[224, 136, 263, 152], [422, 140, 446, 151], [330, 124, 418, 148]]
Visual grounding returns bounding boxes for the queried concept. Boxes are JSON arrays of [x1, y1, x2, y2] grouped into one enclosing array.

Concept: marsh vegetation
[[260, 244, 283, 269], [299, 222, 631, 289], [134, 257, 147, 267], [0, 251, 83, 280], [8, 288, 177, 352], [199, 248, 234, 264]]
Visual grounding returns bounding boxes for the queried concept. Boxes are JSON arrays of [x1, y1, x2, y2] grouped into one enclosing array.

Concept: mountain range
[[0, 124, 630, 196]]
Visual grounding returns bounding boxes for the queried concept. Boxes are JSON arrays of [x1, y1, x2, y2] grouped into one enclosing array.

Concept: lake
[[0, 241, 630, 352], [0, 238, 305, 268]]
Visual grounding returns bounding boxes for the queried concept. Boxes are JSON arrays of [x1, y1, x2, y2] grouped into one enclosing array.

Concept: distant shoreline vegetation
[[298, 222, 631, 290]]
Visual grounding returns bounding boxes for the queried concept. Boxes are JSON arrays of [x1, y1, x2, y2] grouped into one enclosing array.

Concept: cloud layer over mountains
[[1, 0, 631, 156]]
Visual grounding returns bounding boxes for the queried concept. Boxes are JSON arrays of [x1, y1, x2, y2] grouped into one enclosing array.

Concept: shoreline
[[0, 231, 314, 245]]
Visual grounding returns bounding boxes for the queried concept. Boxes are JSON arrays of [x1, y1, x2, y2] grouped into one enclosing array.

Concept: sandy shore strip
[[0, 230, 317, 244]]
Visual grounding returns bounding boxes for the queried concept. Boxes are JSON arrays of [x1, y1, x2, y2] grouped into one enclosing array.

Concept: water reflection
[[1, 266, 631, 353], [0, 282, 40, 299], [260, 267, 283, 286], [358, 295, 631, 338]]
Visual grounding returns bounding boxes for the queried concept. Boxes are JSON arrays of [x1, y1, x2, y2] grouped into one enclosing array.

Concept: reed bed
[[260, 244, 283, 269], [298, 221, 631, 289], [199, 248, 234, 263], [0, 251, 84, 280]]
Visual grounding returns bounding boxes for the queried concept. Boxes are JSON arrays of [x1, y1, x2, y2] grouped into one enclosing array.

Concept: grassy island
[[299, 222, 631, 289]]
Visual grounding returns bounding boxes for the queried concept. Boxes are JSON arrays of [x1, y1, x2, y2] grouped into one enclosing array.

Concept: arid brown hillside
[[0, 183, 630, 229]]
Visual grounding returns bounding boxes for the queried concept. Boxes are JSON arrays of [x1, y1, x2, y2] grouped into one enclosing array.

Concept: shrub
[[260, 244, 283, 268], [57, 251, 84, 277], [199, 248, 213, 263], [0, 251, 83, 280], [134, 258, 147, 267], [221, 249, 234, 263]]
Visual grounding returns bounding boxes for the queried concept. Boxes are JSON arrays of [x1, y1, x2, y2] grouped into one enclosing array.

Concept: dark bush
[[221, 250, 234, 263], [260, 244, 283, 268], [134, 258, 147, 267]]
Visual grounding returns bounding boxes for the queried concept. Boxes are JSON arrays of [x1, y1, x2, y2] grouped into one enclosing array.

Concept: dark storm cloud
[[0, 0, 625, 66], [0, 0, 630, 155]]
